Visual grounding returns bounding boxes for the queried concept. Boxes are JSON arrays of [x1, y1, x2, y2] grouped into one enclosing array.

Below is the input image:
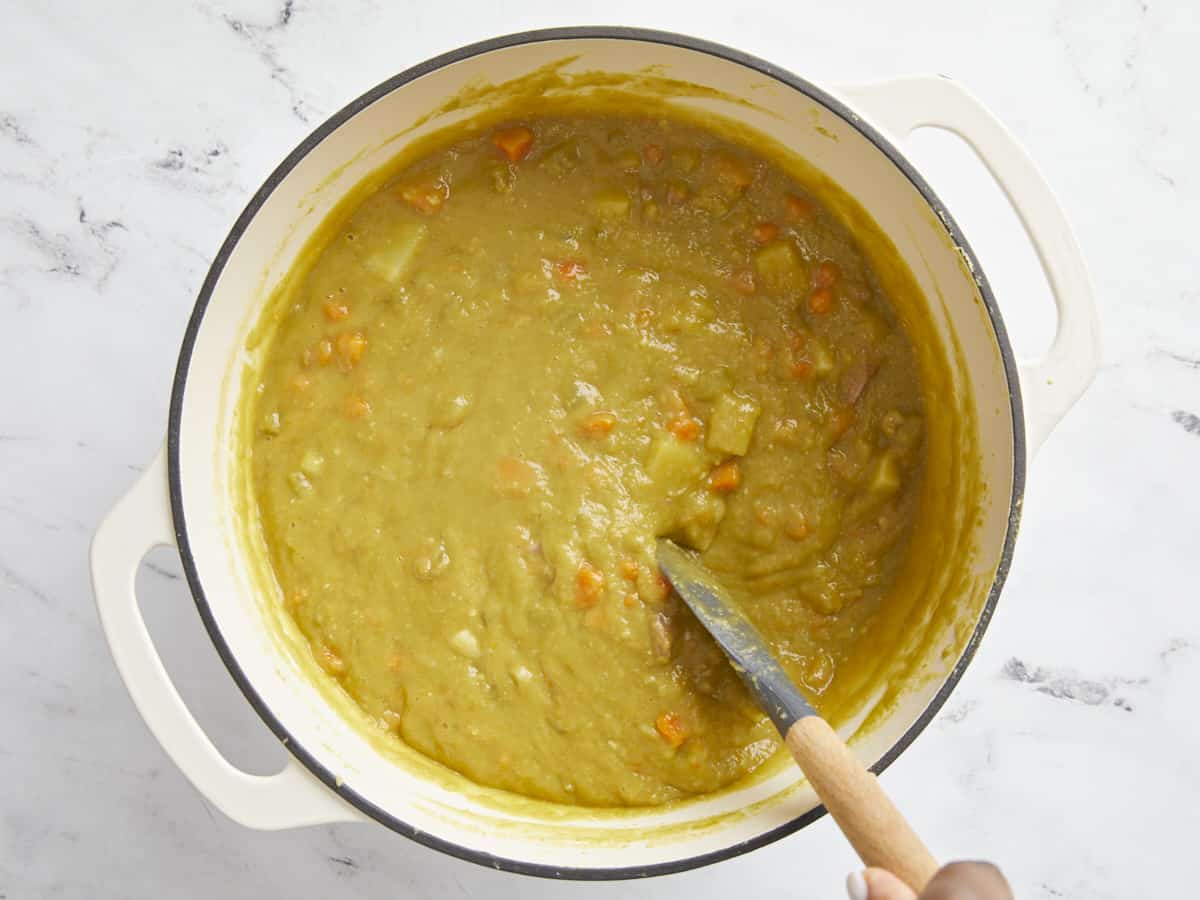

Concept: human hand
[[846, 862, 1013, 900]]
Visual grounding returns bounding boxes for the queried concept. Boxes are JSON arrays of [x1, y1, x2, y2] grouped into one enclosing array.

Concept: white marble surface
[[2, 1, 1196, 896]]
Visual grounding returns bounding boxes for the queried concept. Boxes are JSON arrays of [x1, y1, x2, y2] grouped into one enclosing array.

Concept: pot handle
[[835, 75, 1101, 456], [90, 446, 361, 829]]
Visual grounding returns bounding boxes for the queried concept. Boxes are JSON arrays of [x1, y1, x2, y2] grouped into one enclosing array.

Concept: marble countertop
[[3, 1, 1196, 896]]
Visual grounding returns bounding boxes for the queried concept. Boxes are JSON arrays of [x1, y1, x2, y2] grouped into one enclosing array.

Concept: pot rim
[[166, 26, 1027, 880]]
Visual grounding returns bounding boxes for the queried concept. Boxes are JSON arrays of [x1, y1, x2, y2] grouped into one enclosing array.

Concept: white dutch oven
[[90, 29, 1099, 879]]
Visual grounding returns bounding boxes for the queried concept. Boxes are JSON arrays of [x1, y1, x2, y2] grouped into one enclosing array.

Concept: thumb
[[846, 868, 917, 900]]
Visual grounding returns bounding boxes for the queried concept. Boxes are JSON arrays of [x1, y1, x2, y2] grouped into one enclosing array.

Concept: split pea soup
[[249, 114, 927, 807]]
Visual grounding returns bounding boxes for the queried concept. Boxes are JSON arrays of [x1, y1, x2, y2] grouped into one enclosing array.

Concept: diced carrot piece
[[316, 338, 334, 366], [708, 460, 742, 494], [344, 394, 371, 419], [785, 193, 814, 220], [555, 258, 588, 281], [785, 512, 810, 541], [643, 143, 665, 166], [619, 559, 640, 581], [323, 299, 350, 321], [624, 592, 638, 608], [789, 359, 814, 380], [491, 126, 535, 162], [655, 711, 688, 748], [715, 154, 752, 189], [829, 407, 856, 440], [732, 269, 756, 296], [815, 260, 841, 288], [575, 561, 605, 608], [335, 331, 368, 368], [496, 456, 539, 496], [640, 569, 672, 604], [753, 222, 780, 244], [667, 415, 701, 441], [397, 179, 448, 215], [808, 287, 834, 315], [580, 411, 618, 437]]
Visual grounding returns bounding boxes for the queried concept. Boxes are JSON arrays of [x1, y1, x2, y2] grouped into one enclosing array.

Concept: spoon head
[[656, 539, 816, 735]]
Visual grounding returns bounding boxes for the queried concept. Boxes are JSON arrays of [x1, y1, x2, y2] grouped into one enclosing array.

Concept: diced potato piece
[[487, 161, 516, 194], [646, 433, 708, 493], [674, 489, 727, 551], [539, 138, 582, 177], [693, 186, 730, 217], [364, 223, 427, 284], [870, 452, 902, 493], [753, 240, 809, 290], [707, 392, 761, 456], [287, 471, 313, 494], [637, 566, 671, 604], [431, 393, 472, 429], [810, 340, 835, 376], [299, 449, 325, 477], [450, 629, 482, 659], [592, 188, 632, 221]]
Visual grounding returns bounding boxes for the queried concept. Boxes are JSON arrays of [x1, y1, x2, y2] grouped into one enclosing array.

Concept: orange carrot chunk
[[808, 287, 834, 315], [397, 179, 447, 215], [555, 258, 588, 281], [667, 415, 701, 441], [315, 338, 334, 366], [344, 394, 371, 419], [752, 222, 780, 244], [732, 268, 756, 296], [789, 359, 814, 380], [785, 193, 814, 220], [655, 712, 688, 748], [335, 331, 368, 368], [575, 561, 605, 608], [580, 411, 618, 436], [815, 260, 841, 288], [709, 460, 742, 494], [491, 126, 535, 162], [323, 299, 350, 321]]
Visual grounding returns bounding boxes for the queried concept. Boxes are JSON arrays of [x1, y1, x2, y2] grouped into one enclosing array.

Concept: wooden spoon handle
[[785, 716, 939, 892]]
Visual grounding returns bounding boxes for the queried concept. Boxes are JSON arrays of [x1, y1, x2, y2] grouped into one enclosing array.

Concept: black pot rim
[[166, 25, 1026, 882]]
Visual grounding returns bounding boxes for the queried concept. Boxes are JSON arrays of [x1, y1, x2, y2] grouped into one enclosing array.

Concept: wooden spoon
[[657, 539, 938, 892]]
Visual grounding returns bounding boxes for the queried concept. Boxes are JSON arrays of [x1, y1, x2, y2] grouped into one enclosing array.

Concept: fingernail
[[846, 870, 869, 900]]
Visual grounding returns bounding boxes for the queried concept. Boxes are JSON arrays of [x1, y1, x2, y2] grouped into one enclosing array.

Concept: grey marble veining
[[2, 0, 1197, 897]]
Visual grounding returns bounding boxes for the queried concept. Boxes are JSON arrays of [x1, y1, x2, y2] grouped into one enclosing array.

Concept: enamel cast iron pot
[[90, 28, 1099, 879]]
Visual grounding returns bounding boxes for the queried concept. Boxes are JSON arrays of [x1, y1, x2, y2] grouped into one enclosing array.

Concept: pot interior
[[171, 32, 1019, 874]]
